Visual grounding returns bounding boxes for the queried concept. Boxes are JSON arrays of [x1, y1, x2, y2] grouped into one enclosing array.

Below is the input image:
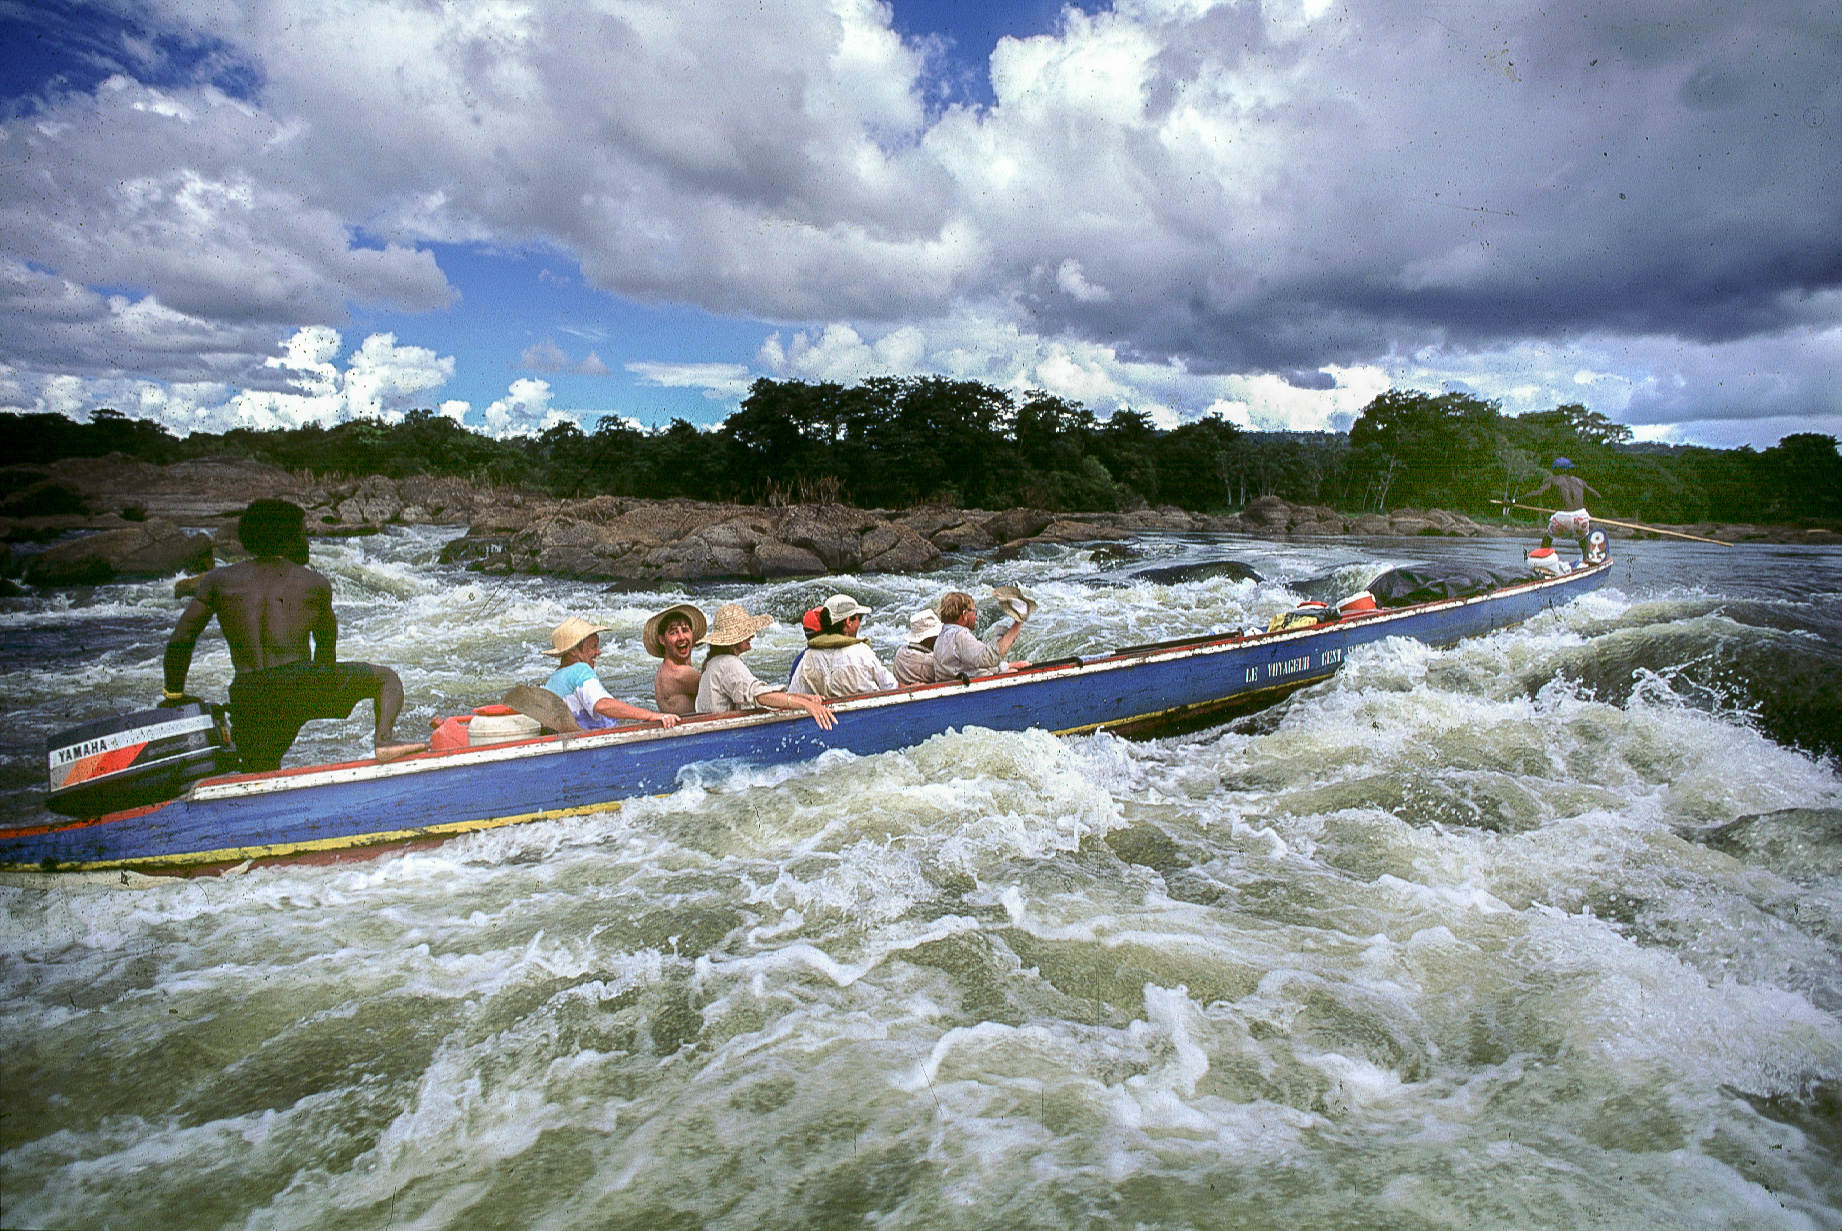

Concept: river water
[[3, 528, 1839, 1229]]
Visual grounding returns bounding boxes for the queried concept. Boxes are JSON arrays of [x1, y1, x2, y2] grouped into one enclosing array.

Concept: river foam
[[2, 529, 1838, 1228]]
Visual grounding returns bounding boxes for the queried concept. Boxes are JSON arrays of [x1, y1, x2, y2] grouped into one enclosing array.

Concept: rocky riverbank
[[2, 454, 1834, 588]]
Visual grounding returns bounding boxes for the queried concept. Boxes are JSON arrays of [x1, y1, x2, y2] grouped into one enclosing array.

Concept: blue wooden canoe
[[0, 559, 1610, 875]]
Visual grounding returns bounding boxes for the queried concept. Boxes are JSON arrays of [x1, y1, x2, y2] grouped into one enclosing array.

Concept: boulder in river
[[980, 507, 1055, 542], [21, 518, 213, 585], [1130, 559, 1263, 585], [0, 479, 90, 518]]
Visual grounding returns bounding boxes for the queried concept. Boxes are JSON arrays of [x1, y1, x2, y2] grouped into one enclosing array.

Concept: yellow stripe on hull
[[8, 800, 621, 875]]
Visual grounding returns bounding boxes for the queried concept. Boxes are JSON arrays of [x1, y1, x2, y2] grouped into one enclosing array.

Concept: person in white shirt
[[694, 603, 836, 729], [789, 593, 897, 699], [892, 609, 941, 685], [932, 590, 1030, 679], [542, 616, 680, 730]]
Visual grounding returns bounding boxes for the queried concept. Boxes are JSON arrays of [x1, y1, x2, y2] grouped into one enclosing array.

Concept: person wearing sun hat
[[694, 602, 836, 729], [541, 615, 679, 730], [788, 593, 896, 699], [643, 603, 707, 716], [893, 609, 942, 685]]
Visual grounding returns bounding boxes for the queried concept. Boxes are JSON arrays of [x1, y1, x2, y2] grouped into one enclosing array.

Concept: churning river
[[3, 528, 1840, 1229]]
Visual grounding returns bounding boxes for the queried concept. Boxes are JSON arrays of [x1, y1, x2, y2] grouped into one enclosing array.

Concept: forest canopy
[[3, 381, 1837, 525]]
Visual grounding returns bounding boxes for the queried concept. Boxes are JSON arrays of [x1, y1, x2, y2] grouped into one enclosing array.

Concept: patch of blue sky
[[346, 243, 774, 432], [889, 0, 1111, 110], [0, 0, 260, 115]]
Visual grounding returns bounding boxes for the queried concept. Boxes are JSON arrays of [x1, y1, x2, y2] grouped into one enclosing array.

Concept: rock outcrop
[[1204, 495, 1504, 539], [21, 518, 213, 585], [23, 453, 1827, 589], [439, 498, 943, 582], [0, 455, 494, 544]]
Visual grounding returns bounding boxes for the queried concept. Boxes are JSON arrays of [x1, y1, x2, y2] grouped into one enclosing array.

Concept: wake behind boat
[[0, 555, 1612, 876]]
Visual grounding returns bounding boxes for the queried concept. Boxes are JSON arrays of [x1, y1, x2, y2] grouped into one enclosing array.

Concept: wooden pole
[[1490, 500, 1735, 546]]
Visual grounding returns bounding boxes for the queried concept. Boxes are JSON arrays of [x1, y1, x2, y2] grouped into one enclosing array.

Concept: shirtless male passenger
[[645, 603, 706, 716], [163, 499, 425, 771]]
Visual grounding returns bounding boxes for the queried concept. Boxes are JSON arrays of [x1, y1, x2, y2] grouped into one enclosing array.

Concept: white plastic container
[[467, 709, 543, 746]]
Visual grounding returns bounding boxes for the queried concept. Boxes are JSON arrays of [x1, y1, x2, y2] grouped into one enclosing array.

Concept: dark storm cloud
[[1, 0, 1837, 440], [991, 0, 1842, 375]]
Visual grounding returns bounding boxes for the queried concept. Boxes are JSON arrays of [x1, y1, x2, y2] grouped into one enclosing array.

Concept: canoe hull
[[0, 561, 1610, 874]]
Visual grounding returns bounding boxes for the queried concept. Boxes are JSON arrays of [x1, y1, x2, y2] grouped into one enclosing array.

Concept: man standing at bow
[[1519, 457, 1605, 546]]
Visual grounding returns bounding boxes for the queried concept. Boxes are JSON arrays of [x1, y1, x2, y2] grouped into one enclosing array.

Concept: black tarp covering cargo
[[1365, 563, 1534, 607]]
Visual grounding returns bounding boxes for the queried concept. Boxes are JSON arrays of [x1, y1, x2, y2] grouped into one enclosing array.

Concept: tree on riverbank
[[3, 383, 1837, 526]]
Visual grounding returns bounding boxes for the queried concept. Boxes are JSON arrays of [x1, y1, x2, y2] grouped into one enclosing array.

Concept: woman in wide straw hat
[[694, 602, 836, 729], [540, 615, 679, 730], [643, 603, 707, 716]]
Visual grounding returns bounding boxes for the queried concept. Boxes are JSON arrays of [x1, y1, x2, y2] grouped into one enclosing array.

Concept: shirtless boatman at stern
[[163, 499, 425, 772]]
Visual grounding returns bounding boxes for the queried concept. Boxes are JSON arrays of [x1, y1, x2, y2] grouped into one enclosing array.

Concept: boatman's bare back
[[164, 499, 424, 770]]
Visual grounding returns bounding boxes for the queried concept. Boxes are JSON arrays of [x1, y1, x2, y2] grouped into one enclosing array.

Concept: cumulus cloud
[[0, 325, 456, 433], [0, 76, 453, 330], [2, 0, 1837, 446], [627, 361, 755, 401], [481, 378, 555, 436], [754, 308, 1390, 431], [520, 338, 616, 376]]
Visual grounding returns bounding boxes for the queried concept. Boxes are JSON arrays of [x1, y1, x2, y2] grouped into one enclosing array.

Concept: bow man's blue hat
[[1552, 456, 1573, 469]]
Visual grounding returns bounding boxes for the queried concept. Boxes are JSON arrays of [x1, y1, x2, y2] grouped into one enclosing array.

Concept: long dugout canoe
[[0, 559, 1611, 875]]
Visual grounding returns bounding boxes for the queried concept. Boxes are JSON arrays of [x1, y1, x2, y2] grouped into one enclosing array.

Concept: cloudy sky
[[2, 0, 1837, 448]]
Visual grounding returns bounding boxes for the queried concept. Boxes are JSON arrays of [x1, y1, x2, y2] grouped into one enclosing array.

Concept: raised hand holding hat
[[991, 585, 1036, 624]]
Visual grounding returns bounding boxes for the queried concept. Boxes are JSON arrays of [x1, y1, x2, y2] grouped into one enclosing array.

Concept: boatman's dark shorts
[[228, 661, 382, 772]]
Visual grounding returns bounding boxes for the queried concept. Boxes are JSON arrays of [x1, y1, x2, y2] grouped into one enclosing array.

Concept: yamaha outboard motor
[[1582, 529, 1609, 565], [45, 702, 235, 818]]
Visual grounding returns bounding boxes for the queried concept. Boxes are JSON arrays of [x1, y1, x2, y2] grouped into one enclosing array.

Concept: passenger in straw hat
[[643, 603, 707, 716], [694, 603, 836, 729], [542, 616, 680, 730], [933, 589, 1031, 679], [893, 609, 942, 686]]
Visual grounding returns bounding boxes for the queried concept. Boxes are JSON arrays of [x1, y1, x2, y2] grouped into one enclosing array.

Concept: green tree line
[[3, 382, 1837, 524]]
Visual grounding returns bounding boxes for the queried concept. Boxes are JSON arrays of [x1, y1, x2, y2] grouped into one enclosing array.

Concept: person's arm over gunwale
[[541, 616, 681, 730], [693, 603, 836, 729]]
